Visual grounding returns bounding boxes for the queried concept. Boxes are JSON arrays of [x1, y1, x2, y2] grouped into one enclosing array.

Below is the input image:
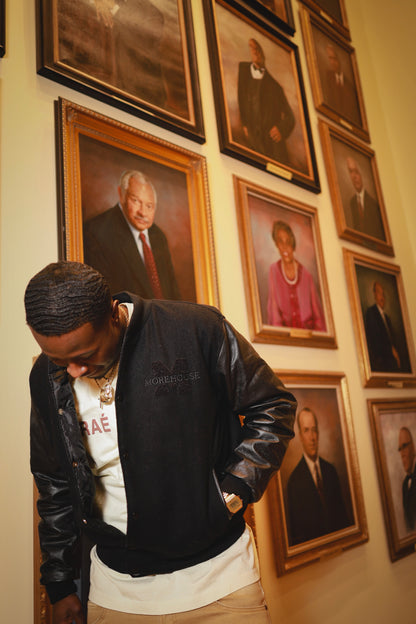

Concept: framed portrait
[[300, 6, 369, 141], [56, 98, 219, 307], [226, 0, 295, 36], [319, 120, 394, 256], [234, 175, 336, 348], [299, 0, 350, 40], [36, 0, 205, 142], [368, 399, 416, 561], [204, 0, 320, 192], [266, 371, 368, 575], [0, 0, 5, 57], [343, 249, 416, 387]]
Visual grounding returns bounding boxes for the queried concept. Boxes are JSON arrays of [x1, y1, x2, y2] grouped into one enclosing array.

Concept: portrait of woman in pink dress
[[267, 220, 326, 330]]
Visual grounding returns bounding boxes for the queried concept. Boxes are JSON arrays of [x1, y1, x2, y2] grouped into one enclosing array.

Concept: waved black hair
[[24, 261, 112, 336]]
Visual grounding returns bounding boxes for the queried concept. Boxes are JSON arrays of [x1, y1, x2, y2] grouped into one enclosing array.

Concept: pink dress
[[267, 260, 326, 330]]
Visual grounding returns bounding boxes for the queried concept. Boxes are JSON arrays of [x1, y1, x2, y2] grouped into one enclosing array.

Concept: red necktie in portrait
[[140, 232, 163, 299]]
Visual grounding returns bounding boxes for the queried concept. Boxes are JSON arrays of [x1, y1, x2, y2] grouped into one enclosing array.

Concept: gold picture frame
[[319, 119, 393, 256], [55, 98, 219, 307], [266, 371, 368, 575], [36, 0, 205, 142], [343, 249, 416, 387], [368, 398, 416, 561], [300, 6, 369, 141], [234, 175, 336, 348], [204, 0, 320, 192]]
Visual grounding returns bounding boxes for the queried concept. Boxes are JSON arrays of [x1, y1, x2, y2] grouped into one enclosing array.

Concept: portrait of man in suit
[[345, 157, 385, 240], [398, 427, 416, 532], [56, 0, 189, 118], [287, 407, 350, 545], [364, 281, 402, 373], [322, 42, 361, 126], [238, 38, 295, 165], [83, 170, 181, 300]]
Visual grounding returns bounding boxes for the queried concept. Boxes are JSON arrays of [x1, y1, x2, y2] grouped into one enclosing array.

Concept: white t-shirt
[[72, 303, 259, 614]]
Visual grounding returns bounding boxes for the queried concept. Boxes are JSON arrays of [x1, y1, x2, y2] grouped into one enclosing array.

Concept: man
[[398, 427, 416, 531], [83, 170, 181, 300], [287, 407, 349, 545], [364, 281, 401, 372], [26, 261, 296, 623], [324, 43, 360, 125], [238, 38, 295, 165], [345, 156, 385, 240]]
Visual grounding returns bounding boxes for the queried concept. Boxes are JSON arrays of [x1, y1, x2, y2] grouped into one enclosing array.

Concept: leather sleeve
[[30, 357, 80, 602], [217, 320, 296, 502]]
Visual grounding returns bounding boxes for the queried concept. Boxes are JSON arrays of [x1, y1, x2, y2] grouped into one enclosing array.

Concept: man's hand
[[269, 125, 282, 143], [392, 346, 401, 369], [52, 594, 84, 624]]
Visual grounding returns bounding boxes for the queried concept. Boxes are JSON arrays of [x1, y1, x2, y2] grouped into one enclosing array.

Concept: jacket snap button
[[72, 461, 78, 468]]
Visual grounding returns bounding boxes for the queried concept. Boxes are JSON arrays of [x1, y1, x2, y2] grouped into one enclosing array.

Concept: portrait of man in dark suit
[[364, 281, 402, 373], [345, 156, 385, 240], [287, 407, 350, 545], [398, 427, 416, 532], [83, 170, 181, 300], [323, 43, 360, 125], [238, 38, 295, 165]]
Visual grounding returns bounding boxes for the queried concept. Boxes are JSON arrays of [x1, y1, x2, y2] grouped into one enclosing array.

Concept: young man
[[26, 261, 296, 623]]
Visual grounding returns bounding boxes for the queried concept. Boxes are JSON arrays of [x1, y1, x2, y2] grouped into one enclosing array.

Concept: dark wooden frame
[[368, 398, 416, 561], [36, 0, 205, 142], [299, 0, 350, 40], [55, 98, 219, 307], [300, 5, 369, 141], [204, 0, 320, 192], [343, 249, 416, 387], [266, 371, 368, 575], [319, 119, 394, 256], [0, 0, 5, 57], [234, 175, 336, 348], [224, 0, 295, 36]]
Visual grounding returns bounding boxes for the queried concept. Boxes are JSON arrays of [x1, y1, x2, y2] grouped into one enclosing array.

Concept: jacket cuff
[[220, 474, 252, 507], [45, 580, 78, 605]]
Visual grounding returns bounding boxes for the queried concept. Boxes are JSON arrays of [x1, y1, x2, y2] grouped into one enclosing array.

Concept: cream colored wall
[[0, 0, 414, 622]]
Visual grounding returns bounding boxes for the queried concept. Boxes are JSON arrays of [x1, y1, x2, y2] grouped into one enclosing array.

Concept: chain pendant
[[99, 382, 115, 408]]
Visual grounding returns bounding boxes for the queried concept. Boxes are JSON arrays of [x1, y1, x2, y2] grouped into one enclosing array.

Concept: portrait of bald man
[[83, 170, 181, 300]]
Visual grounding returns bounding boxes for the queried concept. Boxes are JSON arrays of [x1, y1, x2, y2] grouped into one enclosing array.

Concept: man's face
[[374, 283, 385, 309], [298, 410, 319, 462], [327, 46, 341, 72], [119, 177, 156, 232], [249, 39, 265, 69], [398, 429, 415, 474], [347, 158, 363, 192], [30, 304, 122, 379]]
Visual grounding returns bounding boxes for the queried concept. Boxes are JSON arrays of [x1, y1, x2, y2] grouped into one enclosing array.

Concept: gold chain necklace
[[94, 305, 128, 407], [94, 360, 119, 408]]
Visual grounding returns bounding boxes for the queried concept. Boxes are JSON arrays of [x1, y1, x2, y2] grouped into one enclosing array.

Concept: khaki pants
[[87, 580, 271, 623]]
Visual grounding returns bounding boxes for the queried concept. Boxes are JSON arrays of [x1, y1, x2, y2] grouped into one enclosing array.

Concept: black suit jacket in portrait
[[364, 304, 399, 372], [324, 70, 360, 125], [402, 465, 416, 532], [83, 205, 181, 300], [346, 190, 385, 240], [287, 455, 350, 545], [237, 62, 295, 164]]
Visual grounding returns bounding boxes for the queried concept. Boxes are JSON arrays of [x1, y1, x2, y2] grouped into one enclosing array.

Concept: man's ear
[[111, 300, 120, 323]]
